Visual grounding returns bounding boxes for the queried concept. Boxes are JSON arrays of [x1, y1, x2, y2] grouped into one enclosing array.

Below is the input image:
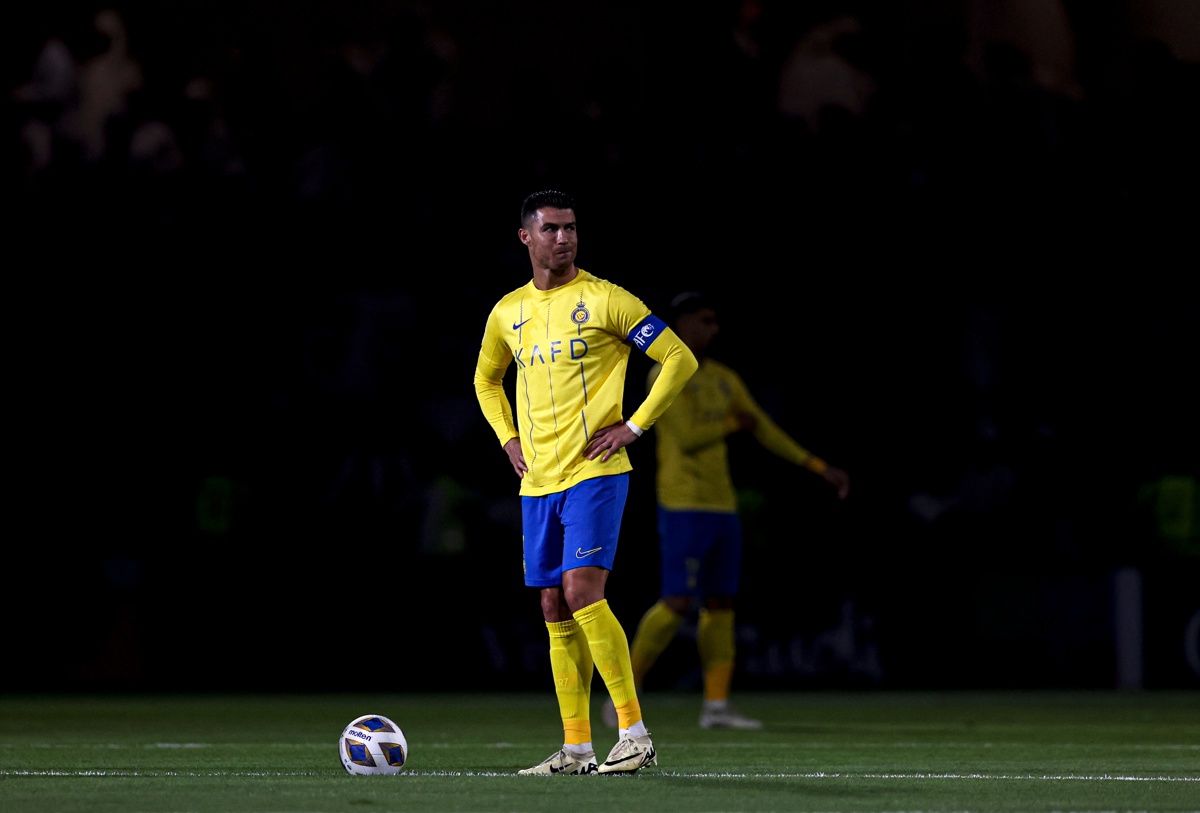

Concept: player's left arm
[[627, 322, 698, 433], [730, 371, 850, 499], [584, 296, 698, 462]]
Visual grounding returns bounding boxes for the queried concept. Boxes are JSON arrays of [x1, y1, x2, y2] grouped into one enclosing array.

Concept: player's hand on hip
[[584, 422, 637, 463], [503, 437, 528, 478]]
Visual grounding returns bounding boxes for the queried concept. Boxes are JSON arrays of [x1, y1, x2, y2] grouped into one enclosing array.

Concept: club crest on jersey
[[571, 299, 590, 326]]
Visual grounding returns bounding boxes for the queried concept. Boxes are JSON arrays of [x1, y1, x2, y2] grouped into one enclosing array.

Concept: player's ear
[[518, 228, 530, 245]]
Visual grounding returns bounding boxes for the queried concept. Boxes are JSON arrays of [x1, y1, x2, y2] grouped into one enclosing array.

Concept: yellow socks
[[546, 618, 594, 746], [698, 607, 735, 703], [630, 599, 684, 686], [575, 599, 643, 730]]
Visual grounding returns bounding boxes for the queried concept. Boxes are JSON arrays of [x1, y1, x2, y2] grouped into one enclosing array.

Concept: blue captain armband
[[627, 314, 667, 353]]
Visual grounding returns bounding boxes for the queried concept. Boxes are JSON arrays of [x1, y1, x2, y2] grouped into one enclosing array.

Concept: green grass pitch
[[1, 690, 1197, 812]]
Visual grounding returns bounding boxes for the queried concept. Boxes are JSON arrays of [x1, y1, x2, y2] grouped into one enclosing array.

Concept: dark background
[[5, 0, 1198, 693]]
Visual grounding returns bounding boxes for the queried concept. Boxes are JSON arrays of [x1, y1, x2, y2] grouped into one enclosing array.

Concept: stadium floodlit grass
[[1, 690, 1197, 813]]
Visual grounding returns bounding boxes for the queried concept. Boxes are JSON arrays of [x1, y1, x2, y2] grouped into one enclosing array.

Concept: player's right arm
[[473, 309, 520, 450]]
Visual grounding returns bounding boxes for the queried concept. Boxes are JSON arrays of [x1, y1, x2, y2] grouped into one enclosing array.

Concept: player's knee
[[663, 596, 692, 615]]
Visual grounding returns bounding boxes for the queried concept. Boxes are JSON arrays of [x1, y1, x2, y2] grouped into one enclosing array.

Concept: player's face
[[520, 207, 577, 271], [676, 307, 719, 353]]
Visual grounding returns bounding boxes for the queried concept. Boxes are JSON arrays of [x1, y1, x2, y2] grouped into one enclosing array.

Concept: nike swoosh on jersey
[[512, 318, 532, 330], [576, 546, 603, 558]]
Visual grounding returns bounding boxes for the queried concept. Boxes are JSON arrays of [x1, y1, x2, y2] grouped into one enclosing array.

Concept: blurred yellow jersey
[[649, 358, 819, 512], [475, 269, 696, 496]]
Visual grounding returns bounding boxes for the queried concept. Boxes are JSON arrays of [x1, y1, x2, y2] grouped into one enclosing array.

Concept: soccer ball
[[339, 714, 409, 775]]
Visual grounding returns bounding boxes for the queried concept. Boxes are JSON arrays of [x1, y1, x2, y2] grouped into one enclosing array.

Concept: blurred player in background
[[474, 191, 697, 774], [604, 290, 850, 729]]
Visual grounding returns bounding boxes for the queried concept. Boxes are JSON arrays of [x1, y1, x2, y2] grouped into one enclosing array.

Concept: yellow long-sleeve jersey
[[475, 269, 698, 497], [648, 358, 825, 512]]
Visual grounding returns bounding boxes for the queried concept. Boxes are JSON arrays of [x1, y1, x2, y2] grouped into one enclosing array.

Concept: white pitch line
[[2, 769, 1197, 782]]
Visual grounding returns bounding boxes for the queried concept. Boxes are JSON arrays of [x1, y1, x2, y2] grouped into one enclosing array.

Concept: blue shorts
[[522, 473, 629, 588], [657, 507, 743, 599]]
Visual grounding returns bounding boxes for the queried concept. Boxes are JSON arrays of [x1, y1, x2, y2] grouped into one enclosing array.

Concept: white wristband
[[625, 420, 644, 437]]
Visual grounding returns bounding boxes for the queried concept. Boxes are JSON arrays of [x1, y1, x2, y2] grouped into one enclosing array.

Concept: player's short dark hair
[[667, 290, 715, 326], [521, 190, 576, 227]]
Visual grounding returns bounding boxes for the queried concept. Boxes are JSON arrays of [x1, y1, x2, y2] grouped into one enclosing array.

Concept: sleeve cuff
[[625, 420, 644, 437]]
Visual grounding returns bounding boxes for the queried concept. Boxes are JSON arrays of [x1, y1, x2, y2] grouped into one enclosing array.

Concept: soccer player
[[603, 290, 850, 730], [473, 190, 698, 775]]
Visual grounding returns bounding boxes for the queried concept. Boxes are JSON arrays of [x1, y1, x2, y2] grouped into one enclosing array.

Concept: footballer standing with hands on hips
[[473, 190, 698, 776]]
